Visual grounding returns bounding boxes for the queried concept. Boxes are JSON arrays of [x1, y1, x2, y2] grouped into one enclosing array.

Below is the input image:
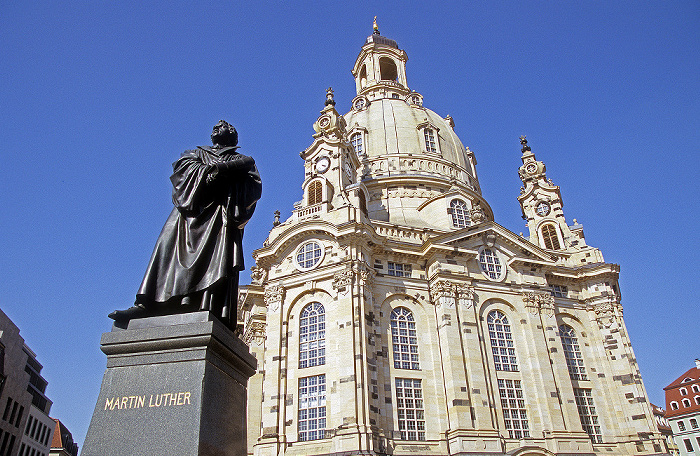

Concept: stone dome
[[343, 97, 480, 193]]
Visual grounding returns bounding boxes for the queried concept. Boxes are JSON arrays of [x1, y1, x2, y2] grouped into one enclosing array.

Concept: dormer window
[[424, 129, 437, 153], [308, 181, 323, 205], [681, 387, 688, 396], [541, 224, 561, 250], [351, 133, 364, 155], [449, 199, 470, 228]]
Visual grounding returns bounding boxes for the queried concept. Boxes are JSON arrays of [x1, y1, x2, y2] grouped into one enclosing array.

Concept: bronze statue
[[109, 120, 262, 329]]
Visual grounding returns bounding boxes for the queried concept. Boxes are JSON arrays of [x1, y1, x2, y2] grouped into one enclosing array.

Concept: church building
[[239, 24, 667, 456]]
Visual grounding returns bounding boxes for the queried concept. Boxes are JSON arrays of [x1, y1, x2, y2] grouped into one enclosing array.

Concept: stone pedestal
[[82, 312, 256, 456]]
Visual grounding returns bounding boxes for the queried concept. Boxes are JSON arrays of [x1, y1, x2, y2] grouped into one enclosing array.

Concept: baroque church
[[238, 25, 666, 456]]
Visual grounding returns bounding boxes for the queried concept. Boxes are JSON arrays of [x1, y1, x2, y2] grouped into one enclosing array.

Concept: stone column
[[82, 312, 256, 456]]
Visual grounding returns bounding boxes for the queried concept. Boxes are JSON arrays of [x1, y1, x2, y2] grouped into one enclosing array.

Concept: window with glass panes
[[498, 379, 529, 439], [479, 249, 503, 280], [296, 241, 322, 269], [298, 375, 326, 441], [551, 285, 568, 297], [351, 133, 363, 155], [424, 129, 436, 153], [560, 325, 587, 380], [299, 303, 325, 368], [395, 378, 425, 441], [388, 262, 411, 277], [574, 388, 602, 443], [450, 199, 470, 228], [487, 310, 518, 371], [391, 307, 419, 369]]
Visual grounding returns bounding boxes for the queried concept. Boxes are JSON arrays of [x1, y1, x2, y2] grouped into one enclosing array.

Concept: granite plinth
[[81, 312, 256, 456]]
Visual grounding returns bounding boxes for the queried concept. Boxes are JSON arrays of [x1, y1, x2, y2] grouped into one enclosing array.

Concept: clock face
[[318, 117, 330, 128], [315, 156, 330, 173], [526, 163, 538, 174], [536, 202, 551, 216]]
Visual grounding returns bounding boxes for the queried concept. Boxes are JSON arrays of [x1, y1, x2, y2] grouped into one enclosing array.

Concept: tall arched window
[[541, 224, 561, 250], [560, 325, 587, 380], [487, 310, 518, 371], [450, 199, 470, 228], [308, 181, 322, 205], [351, 132, 363, 155], [391, 307, 419, 370], [479, 248, 504, 281], [299, 303, 325, 368]]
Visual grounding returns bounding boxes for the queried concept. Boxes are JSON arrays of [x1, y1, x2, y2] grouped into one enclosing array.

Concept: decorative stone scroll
[[264, 285, 285, 313], [470, 207, 487, 225], [430, 280, 456, 309], [250, 266, 267, 285], [333, 267, 354, 295], [522, 291, 555, 317], [243, 320, 266, 346], [455, 284, 475, 309], [592, 300, 623, 328]]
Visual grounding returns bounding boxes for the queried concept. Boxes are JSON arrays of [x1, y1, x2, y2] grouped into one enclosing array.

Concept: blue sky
[[1, 1, 698, 446]]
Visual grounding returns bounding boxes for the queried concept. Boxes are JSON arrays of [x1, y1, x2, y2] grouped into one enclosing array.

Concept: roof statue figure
[[108, 120, 262, 330]]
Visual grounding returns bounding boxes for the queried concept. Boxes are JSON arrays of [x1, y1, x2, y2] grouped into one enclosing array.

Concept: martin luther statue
[[109, 120, 262, 330]]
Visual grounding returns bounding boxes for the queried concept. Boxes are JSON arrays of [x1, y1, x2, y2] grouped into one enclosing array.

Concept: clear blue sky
[[1, 1, 698, 446]]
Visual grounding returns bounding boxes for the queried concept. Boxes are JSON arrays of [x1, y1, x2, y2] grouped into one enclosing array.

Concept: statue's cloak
[[136, 146, 262, 305]]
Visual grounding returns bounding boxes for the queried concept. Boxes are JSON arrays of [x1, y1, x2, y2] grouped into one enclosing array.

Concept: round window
[[478, 247, 506, 281], [295, 241, 324, 271]]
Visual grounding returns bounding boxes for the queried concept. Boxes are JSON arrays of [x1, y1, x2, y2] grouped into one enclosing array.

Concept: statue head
[[211, 120, 238, 147]]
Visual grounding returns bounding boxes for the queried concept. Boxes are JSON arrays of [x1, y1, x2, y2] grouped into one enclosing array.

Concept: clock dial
[[526, 163, 538, 174], [536, 202, 551, 216], [315, 156, 330, 173]]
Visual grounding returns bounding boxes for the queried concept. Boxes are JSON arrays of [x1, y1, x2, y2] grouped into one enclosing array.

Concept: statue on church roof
[[108, 120, 262, 330]]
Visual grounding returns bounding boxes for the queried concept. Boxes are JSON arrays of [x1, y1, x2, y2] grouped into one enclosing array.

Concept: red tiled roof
[[664, 366, 699, 390]]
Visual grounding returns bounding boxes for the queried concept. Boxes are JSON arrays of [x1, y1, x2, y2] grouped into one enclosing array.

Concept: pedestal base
[[82, 312, 256, 456]]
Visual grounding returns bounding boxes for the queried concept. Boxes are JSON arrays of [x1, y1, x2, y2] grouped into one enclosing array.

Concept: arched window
[[391, 307, 419, 370], [351, 132, 363, 155], [683, 398, 691, 407], [299, 303, 325, 368], [560, 325, 587, 380], [358, 191, 367, 216], [308, 180, 323, 205], [693, 384, 700, 393], [424, 128, 437, 153], [359, 65, 367, 88], [487, 310, 518, 371], [541, 224, 561, 250], [379, 57, 398, 81], [695, 396, 700, 405], [450, 199, 470, 228], [671, 401, 679, 410], [479, 248, 504, 281], [681, 387, 688, 396]]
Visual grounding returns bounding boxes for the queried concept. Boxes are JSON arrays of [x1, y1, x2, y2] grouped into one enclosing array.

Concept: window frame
[[487, 310, 518, 372], [299, 302, 326, 369], [498, 378, 530, 439], [478, 247, 506, 282], [560, 324, 588, 380], [540, 223, 562, 250], [574, 388, 603, 443], [395, 378, 426, 441], [294, 240, 325, 271], [391, 307, 420, 370], [449, 198, 471, 228], [298, 374, 327, 442], [307, 180, 323, 206]]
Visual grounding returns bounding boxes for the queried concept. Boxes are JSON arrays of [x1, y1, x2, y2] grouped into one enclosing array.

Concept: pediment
[[424, 221, 557, 265]]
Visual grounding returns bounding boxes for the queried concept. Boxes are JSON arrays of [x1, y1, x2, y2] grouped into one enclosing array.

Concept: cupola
[[351, 17, 410, 99]]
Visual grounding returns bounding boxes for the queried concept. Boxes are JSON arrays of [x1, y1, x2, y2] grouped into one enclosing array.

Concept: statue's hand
[[205, 165, 219, 184]]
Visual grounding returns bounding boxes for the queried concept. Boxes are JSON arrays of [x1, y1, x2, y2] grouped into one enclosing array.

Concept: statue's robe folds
[[136, 146, 262, 307]]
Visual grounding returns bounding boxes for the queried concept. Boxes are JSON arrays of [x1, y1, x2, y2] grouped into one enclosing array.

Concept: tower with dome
[[238, 24, 666, 456]]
